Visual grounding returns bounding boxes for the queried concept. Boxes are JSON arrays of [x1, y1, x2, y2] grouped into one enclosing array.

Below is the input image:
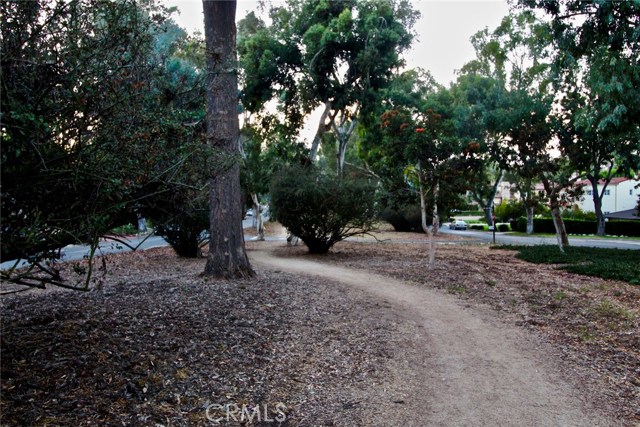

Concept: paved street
[[2, 221, 638, 272], [438, 226, 640, 250], [2, 213, 273, 271]]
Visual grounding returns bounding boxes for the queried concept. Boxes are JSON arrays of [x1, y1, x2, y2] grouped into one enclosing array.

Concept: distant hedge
[[606, 220, 640, 237], [456, 210, 484, 217], [514, 217, 640, 237], [497, 223, 511, 232]]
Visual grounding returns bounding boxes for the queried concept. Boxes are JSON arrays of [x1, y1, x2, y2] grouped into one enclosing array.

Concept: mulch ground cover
[[1, 248, 410, 426]]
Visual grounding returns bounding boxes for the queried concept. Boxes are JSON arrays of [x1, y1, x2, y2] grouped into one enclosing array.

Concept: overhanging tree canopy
[[237, 0, 418, 171]]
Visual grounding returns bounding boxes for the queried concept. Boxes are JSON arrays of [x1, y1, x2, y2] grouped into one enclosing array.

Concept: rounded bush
[[380, 204, 422, 232], [498, 223, 511, 232], [270, 166, 377, 254]]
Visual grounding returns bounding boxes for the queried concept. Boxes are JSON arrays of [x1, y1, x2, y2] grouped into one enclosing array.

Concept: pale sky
[[163, 0, 510, 86]]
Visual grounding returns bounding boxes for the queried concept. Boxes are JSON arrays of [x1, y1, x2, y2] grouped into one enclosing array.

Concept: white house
[[575, 178, 640, 214], [493, 181, 518, 206]]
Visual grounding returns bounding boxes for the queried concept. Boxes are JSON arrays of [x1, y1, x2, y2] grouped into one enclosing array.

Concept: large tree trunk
[[203, 0, 254, 278], [333, 113, 358, 178], [309, 102, 332, 162]]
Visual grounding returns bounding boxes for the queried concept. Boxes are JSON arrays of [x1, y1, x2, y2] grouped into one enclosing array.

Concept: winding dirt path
[[249, 247, 616, 426]]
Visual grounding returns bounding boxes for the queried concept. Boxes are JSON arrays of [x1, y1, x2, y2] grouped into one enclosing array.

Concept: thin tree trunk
[[250, 193, 264, 241], [418, 171, 435, 270], [203, 0, 254, 278], [432, 179, 440, 236], [550, 206, 566, 253], [484, 169, 505, 225], [542, 176, 570, 250], [518, 181, 535, 234], [589, 178, 606, 236]]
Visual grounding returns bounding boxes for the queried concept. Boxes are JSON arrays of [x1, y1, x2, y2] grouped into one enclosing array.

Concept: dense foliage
[[513, 217, 640, 238], [517, 0, 640, 235], [3, 0, 637, 287], [1, 0, 209, 287], [269, 166, 376, 254]]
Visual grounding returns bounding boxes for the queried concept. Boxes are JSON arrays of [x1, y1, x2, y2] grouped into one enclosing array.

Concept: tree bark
[[309, 102, 332, 162], [518, 180, 535, 235], [541, 176, 570, 250], [250, 193, 264, 241], [432, 179, 440, 236], [480, 169, 504, 225], [550, 206, 567, 253], [333, 114, 357, 178], [203, 0, 254, 278], [588, 176, 607, 236], [525, 204, 534, 234], [418, 170, 435, 270]]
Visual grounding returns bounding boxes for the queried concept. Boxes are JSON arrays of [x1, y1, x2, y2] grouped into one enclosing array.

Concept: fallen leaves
[[1, 247, 410, 426]]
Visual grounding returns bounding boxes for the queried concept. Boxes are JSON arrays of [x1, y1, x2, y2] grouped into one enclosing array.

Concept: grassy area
[[506, 231, 640, 241], [493, 245, 640, 285]]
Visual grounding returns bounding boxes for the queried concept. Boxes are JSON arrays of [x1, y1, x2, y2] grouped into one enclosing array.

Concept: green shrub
[[270, 166, 377, 254], [494, 200, 524, 223], [532, 218, 597, 234], [146, 184, 210, 258], [456, 210, 484, 216], [606, 220, 640, 237], [515, 217, 527, 232], [562, 206, 597, 221], [513, 216, 640, 237], [153, 205, 209, 258], [380, 204, 422, 232], [110, 223, 139, 235], [497, 223, 511, 232]]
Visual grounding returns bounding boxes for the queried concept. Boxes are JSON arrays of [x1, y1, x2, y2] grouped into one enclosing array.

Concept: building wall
[[576, 179, 640, 214], [493, 182, 518, 206]]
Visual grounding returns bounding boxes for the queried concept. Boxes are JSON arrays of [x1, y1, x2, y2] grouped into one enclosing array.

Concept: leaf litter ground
[[1, 224, 638, 426]]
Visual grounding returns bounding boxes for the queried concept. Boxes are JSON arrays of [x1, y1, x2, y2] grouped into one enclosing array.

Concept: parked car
[[246, 208, 254, 217], [449, 220, 468, 230]]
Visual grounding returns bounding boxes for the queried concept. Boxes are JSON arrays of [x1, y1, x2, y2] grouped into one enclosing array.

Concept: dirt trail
[[250, 247, 616, 427]]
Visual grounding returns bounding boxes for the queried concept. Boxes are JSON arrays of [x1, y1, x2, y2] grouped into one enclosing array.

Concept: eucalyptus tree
[[237, 0, 418, 174], [518, 0, 640, 235]]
